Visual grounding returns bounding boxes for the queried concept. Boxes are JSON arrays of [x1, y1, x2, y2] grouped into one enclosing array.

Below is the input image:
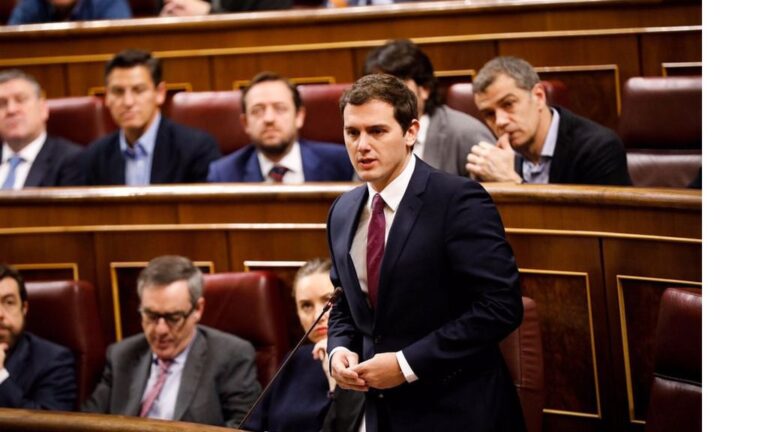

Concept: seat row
[[45, 77, 701, 187]]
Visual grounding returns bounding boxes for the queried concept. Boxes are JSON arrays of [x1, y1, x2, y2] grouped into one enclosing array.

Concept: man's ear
[[155, 81, 168, 106], [404, 119, 420, 149], [295, 106, 307, 130], [21, 301, 28, 317], [531, 82, 548, 109]]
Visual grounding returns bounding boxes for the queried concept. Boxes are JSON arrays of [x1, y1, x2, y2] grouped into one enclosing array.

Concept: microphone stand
[[238, 286, 344, 430]]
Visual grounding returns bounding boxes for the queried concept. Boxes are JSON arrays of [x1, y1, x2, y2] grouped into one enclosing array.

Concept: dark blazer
[[515, 106, 631, 185], [0, 135, 83, 187], [82, 117, 221, 185], [83, 325, 260, 427], [326, 158, 525, 432], [8, 0, 132, 25], [0, 332, 76, 410], [154, 0, 292, 14], [207, 139, 354, 183]]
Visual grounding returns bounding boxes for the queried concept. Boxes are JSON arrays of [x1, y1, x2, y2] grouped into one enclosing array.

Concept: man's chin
[[255, 139, 292, 157]]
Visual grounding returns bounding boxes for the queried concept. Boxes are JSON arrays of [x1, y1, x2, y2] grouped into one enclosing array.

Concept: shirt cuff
[[0, 368, 9, 384], [328, 347, 349, 377], [395, 350, 418, 383]]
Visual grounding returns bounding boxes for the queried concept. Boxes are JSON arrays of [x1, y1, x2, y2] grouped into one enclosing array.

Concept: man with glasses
[[0, 264, 76, 410], [83, 255, 260, 427]]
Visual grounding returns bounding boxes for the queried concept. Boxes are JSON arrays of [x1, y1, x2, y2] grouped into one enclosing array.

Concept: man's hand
[[466, 136, 522, 183], [160, 0, 212, 16], [330, 348, 368, 391], [352, 353, 405, 390], [0, 342, 7, 369]]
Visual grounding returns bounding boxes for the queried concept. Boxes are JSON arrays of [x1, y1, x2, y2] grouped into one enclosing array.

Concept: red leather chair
[[618, 77, 702, 188], [445, 80, 570, 125], [499, 296, 545, 432], [297, 83, 351, 145], [24, 280, 107, 409], [645, 288, 702, 432], [168, 91, 251, 155], [201, 271, 291, 387], [46, 96, 109, 146]]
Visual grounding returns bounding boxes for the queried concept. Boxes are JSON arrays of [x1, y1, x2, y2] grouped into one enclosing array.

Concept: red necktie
[[268, 165, 289, 183], [140, 358, 173, 417], [366, 193, 386, 308]]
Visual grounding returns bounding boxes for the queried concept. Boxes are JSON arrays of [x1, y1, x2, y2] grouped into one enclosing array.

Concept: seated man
[[364, 39, 494, 177], [0, 264, 76, 410], [83, 255, 260, 427], [208, 72, 354, 183], [467, 56, 632, 186], [8, 0, 131, 25], [0, 69, 83, 188], [156, 0, 291, 16], [82, 49, 221, 186]]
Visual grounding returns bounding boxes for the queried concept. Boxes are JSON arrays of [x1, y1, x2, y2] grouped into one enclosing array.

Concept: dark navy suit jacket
[[326, 158, 525, 432], [82, 117, 220, 185], [0, 332, 76, 410], [515, 106, 631, 185], [207, 139, 354, 182], [0, 135, 83, 187]]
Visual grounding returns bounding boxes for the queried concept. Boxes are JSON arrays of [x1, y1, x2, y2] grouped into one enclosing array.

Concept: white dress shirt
[[0, 132, 47, 190], [140, 330, 196, 420], [256, 140, 305, 183]]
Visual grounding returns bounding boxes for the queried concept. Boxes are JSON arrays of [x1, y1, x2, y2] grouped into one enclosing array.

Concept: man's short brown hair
[[339, 74, 417, 135], [240, 71, 303, 113]]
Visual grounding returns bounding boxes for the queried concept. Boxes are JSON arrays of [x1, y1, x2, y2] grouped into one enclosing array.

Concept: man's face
[[241, 80, 305, 157], [474, 74, 548, 156], [139, 280, 203, 361], [0, 277, 27, 350], [403, 79, 429, 118], [343, 99, 418, 192], [105, 66, 165, 140], [0, 78, 48, 149]]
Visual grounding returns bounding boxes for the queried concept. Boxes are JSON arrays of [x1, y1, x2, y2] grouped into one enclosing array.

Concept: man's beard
[[255, 138, 292, 157], [0, 322, 21, 350]]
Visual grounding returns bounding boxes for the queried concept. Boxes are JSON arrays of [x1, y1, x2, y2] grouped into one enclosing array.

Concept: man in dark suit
[[83, 255, 260, 427], [208, 72, 353, 183], [0, 69, 83, 189], [364, 39, 495, 177], [0, 264, 77, 410], [467, 56, 632, 186], [82, 49, 220, 186], [326, 74, 525, 431]]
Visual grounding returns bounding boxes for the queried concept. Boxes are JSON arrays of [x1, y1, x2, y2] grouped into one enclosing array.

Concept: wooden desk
[[0, 183, 700, 432], [0, 0, 701, 129]]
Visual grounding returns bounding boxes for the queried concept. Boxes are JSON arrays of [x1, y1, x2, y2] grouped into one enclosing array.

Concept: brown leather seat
[[201, 271, 291, 387], [24, 280, 107, 409], [645, 288, 702, 432], [618, 77, 702, 187], [499, 296, 545, 432], [445, 80, 570, 124], [297, 83, 351, 145], [168, 91, 250, 155], [46, 96, 109, 146]]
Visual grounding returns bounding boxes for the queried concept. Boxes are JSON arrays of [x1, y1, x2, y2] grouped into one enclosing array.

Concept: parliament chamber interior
[[0, 0, 701, 431]]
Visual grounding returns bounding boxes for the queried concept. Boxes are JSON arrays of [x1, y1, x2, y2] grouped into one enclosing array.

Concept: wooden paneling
[[640, 31, 703, 77]]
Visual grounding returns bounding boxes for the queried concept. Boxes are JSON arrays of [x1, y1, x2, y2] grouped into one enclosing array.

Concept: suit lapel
[[299, 141, 321, 181], [377, 158, 428, 314], [548, 106, 569, 183], [421, 107, 446, 169], [243, 147, 265, 182], [150, 119, 175, 184], [106, 135, 127, 185], [173, 329, 206, 420], [23, 137, 52, 186], [126, 347, 152, 415]]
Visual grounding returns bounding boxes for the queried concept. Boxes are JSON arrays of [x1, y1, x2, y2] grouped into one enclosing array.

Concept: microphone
[[238, 286, 344, 429]]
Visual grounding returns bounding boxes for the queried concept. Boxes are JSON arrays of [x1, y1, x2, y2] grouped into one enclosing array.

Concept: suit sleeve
[[81, 344, 115, 413], [401, 180, 523, 380], [578, 131, 632, 186], [0, 346, 76, 410], [220, 341, 261, 427], [207, 159, 223, 182], [187, 134, 222, 183]]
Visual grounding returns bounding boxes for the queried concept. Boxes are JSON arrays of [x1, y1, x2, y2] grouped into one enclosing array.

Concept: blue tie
[[1, 155, 23, 190]]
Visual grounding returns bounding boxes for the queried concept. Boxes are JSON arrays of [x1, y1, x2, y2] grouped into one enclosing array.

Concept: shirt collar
[[119, 112, 161, 158], [366, 153, 416, 214], [256, 140, 302, 179], [540, 108, 559, 159], [2, 131, 47, 164]]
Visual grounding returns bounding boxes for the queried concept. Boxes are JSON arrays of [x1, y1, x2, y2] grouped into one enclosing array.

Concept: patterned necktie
[[366, 193, 386, 308], [140, 358, 173, 417], [268, 165, 289, 183], [1, 155, 24, 190]]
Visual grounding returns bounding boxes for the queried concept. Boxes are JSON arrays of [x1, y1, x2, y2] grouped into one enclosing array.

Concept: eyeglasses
[[138, 305, 195, 328]]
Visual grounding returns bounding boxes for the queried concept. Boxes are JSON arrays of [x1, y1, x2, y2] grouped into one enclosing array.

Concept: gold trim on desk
[[11, 262, 79, 281], [243, 260, 306, 271], [110, 260, 215, 341], [520, 268, 602, 419], [616, 274, 702, 424], [661, 61, 702, 77]]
